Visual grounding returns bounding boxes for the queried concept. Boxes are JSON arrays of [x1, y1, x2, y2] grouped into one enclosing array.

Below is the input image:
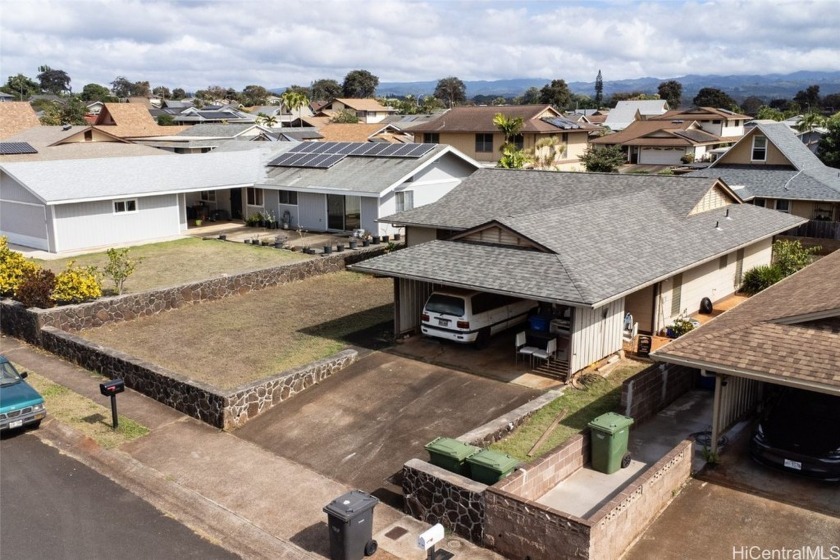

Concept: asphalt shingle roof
[[653, 249, 840, 392], [354, 169, 805, 306]]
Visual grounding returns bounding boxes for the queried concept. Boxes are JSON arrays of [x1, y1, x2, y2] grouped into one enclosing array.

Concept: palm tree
[[797, 112, 827, 133], [280, 91, 310, 128], [493, 113, 527, 168], [256, 112, 278, 127]]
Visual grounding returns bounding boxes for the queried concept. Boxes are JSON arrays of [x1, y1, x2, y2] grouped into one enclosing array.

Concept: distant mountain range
[[374, 71, 840, 102]]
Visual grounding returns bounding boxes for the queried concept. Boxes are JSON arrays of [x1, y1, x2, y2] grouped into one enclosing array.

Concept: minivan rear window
[[425, 294, 466, 316]]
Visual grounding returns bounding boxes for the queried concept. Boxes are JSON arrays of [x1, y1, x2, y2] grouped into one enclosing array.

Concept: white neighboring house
[[603, 100, 669, 131], [0, 147, 286, 253], [258, 142, 481, 236]]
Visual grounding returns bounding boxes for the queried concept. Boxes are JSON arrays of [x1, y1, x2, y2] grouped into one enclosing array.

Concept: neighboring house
[[603, 100, 669, 131], [85, 101, 105, 115], [1, 126, 168, 161], [316, 122, 413, 144], [593, 107, 749, 165], [652, 248, 840, 454], [95, 103, 189, 138], [171, 106, 257, 125], [0, 146, 289, 253], [249, 103, 314, 126], [320, 98, 397, 124], [688, 121, 840, 222], [408, 105, 595, 170], [131, 123, 280, 154], [0, 92, 16, 102], [0, 102, 41, 139], [257, 142, 481, 236], [350, 169, 804, 377]]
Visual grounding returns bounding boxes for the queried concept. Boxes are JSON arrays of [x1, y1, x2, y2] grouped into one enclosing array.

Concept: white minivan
[[420, 289, 536, 346]]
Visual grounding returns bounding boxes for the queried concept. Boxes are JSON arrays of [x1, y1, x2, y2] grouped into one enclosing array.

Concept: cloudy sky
[[1, 0, 839, 92]]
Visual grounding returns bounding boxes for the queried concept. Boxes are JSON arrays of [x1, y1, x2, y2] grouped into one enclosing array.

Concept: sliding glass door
[[326, 195, 361, 231]]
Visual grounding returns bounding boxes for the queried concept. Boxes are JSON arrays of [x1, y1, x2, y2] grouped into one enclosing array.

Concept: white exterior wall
[[639, 147, 684, 165], [721, 123, 744, 137], [569, 299, 624, 374], [361, 196, 381, 235], [1, 173, 50, 249], [53, 194, 181, 253], [659, 238, 773, 327]]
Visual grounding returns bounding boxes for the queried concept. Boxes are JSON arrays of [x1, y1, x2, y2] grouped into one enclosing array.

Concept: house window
[[278, 190, 298, 205], [475, 133, 493, 153], [670, 273, 683, 317], [246, 187, 263, 206], [751, 136, 767, 161], [200, 191, 216, 202], [114, 199, 137, 214], [734, 248, 745, 288], [712, 120, 721, 124], [775, 199, 790, 213], [753, 198, 765, 207], [423, 133, 439, 144], [512, 134, 524, 150], [84, 130, 93, 141], [395, 191, 414, 212]]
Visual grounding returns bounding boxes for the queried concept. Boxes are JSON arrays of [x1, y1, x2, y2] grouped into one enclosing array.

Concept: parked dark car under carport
[[750, 387, 840, 482]]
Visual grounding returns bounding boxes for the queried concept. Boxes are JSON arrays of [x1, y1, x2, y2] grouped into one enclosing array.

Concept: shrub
[[16, 268, 56, 308], [680, 153, 695, 164], [0, 236, 40, 298], [741, 264, 783, 295], [772, 239, 820, 277], [52, 261, 102, 304]]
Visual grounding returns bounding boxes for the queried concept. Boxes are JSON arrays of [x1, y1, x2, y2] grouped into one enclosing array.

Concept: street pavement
[[0, 336, 504, 560], [0, 432, 238, 560]]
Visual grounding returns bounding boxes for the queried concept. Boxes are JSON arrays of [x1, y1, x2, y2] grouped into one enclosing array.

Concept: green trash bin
[[588, 412, 634, 474], [466, 449, 519, 485], [425, 437, 480, 476]]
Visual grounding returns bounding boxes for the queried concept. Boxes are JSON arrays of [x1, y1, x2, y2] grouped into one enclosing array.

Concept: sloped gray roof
[[175, 123, 258, 137], [354, 170, 805, 306], [1, 145, 289, 204], [384, 169, 712, 229], [604, 100, 668, 130], [258, 145, 475, 195]]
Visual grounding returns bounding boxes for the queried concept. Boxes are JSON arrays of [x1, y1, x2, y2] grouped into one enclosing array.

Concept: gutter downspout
[[710, 370, 723, 455]]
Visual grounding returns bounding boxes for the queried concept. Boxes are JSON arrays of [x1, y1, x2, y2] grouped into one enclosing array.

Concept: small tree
[[103, 248, 142, 295], [594, 70, 603, 108], [817, 115, 840, 169], [579, 145, 625, 172], [772, 239, 820, 277], [331, 109, 359, 123]]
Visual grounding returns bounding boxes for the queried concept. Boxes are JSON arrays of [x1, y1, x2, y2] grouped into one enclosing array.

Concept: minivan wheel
[[475, 328, 491, 348]]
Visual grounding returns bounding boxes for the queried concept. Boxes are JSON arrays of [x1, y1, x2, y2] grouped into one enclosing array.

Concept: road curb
[[35, 419, 317, 560]]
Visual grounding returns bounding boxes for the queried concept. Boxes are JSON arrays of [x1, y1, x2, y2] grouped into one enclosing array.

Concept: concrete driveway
[[234, 351, 541, 507], [625, 478, 840, 560]]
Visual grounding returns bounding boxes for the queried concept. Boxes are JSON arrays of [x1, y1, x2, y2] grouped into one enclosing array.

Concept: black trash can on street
[[323, 490, 379, 560]]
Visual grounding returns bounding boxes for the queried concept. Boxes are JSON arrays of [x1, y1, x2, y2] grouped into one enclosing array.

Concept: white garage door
[[639, 148, 682, 165]]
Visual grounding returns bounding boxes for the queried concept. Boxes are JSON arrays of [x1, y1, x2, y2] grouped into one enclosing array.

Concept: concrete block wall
[[493, 433, 589, 502], [589, 440, 693, 560], [621, 363, 697, 423]]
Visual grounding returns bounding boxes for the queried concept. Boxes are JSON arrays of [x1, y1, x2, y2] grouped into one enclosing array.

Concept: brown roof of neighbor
[[1, 125, 168, 161], [591, 119, 719, 147], [333, 98, 396, 112], [316, 123, 408, 143], [653, 107, 751, 122], [95, 103, 189, 137], [653, 250, 840, 393], [408, 105, 596, 134], [0, 102, 41, 139]]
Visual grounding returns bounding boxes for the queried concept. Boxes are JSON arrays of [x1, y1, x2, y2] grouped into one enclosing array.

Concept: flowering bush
[[52, 261, 102, 304], [0, 236, 40, 298]]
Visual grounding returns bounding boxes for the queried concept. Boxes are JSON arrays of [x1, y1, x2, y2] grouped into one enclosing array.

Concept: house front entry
[[230, 189, 243, 220], [327, 194, 361, 231]]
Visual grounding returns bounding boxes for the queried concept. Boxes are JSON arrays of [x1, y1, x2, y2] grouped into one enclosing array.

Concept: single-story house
[[94, 103, 189, 138], [350, 169, 805, 377], [687, 121, 840, 222], [652, 248, 840, 453], [257, 142, 480, 236], [1, 125, 168, 161], [318, 98, 397, 124]]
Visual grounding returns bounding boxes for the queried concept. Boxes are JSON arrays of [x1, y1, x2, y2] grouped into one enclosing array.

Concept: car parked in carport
[[0, 356, 46, 432], [750, 387, 840, 482]]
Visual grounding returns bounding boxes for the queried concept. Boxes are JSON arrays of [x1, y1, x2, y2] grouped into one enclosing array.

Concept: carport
[[652, 249, 840, 455]]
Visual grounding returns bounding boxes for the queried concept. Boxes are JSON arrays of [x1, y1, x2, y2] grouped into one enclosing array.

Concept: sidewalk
[[0, 336, 503, 560]]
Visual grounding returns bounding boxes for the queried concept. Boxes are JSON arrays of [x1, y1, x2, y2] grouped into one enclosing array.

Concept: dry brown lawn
[[36, 238, 308, 294], [80, 271, 393, 390]]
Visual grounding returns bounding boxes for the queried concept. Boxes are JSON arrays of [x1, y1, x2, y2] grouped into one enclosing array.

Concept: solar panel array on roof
[[268, 142, 436, 168], [0, 142, 38, 155], [542, 117, 581, 130]]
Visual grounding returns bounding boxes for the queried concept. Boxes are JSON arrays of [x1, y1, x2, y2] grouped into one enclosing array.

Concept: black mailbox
[[100, 379, 125, 396]]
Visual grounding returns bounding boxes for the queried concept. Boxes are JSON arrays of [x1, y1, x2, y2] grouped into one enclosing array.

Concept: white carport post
[[709, 369, 723, 455]]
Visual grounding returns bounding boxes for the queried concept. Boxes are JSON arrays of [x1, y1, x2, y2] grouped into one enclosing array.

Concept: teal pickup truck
[[0, 356, 46, 432]]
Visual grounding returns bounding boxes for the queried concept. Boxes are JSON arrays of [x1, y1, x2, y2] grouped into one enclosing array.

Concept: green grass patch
[[490, 360, 649, 461], [35, 237, 307, 294], [25, 372, 150, 449]]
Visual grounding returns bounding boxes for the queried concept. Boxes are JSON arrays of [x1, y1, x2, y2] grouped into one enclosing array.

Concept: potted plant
[[371, 235, 380, 245], [393, 232, 401, 241], [323, 244, 332, 254], [195, 219, 203, 227], [336, 242, 345, 252], [382, 235, 389, 243], [348, 239, 357, 250]]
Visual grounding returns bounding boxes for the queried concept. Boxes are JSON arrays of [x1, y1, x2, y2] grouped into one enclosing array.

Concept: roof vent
[[62, 124, 72, 130], [725, 208, 732, 220], [714, 221, 722, 231]]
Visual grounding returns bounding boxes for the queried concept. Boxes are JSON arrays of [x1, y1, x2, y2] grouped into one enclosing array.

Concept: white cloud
[[0, 0, 838, 92]]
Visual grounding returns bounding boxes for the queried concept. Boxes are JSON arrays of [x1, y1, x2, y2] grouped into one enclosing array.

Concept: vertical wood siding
[[397, 278, 434, 335], [570, 299, 624, 374], [718, 375, 761, 433]]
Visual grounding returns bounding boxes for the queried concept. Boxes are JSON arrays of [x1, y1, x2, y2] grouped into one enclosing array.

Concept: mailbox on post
[[99, 379, 125, 429]]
